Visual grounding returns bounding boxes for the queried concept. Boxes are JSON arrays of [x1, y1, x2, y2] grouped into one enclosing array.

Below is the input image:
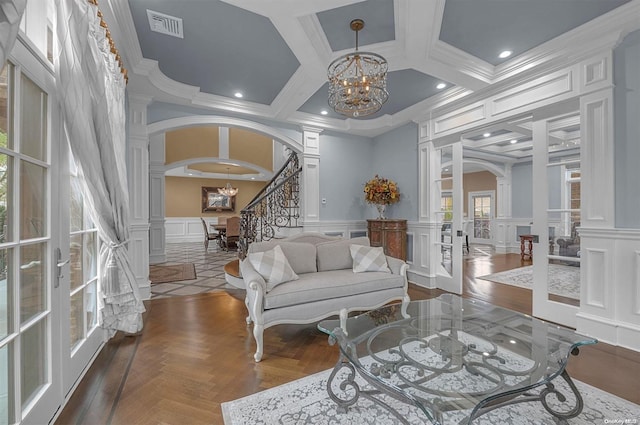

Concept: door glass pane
[[69, 176, 82, 232], [20, 162, 46, 240], [70, 291, 83, 349], [20, 243, 46, 324], [21, 320, 47, 409], [0, 343, 14, 424], [440, 147, 453, 275], [0, 154, 13, 243], [85, 232, 96, 280], [86, 281, 97, 331], [0, 65, 14, 150], [20, 74, 47, 162], [0, 248, 12, 338], [547, 116, 580, 306], [69, 234, 83, 291]]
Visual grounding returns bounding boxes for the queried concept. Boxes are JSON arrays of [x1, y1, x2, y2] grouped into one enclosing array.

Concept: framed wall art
[[202, 187, 235, 212]]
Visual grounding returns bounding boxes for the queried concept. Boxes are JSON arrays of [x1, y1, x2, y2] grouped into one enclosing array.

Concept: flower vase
[[375, 204, 386, 219]]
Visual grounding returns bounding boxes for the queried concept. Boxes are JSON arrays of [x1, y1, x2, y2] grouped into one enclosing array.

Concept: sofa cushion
[[264, 269, 404, 310], [350, 244, 391, 273], [316, 236, 370, 272], [248, 241, 317, 274], [247, 245, 299, 292]]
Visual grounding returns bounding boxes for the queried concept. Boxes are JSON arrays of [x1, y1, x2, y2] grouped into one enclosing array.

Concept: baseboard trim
[[407, 270, 436, 289], [576, 312, 640, 351]]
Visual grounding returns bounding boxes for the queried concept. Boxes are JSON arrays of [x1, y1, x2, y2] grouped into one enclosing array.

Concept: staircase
[[238, 151, 302, 258]]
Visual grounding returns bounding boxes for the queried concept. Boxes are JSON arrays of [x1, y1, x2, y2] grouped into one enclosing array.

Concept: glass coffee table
[[318, 294, 597, 424]]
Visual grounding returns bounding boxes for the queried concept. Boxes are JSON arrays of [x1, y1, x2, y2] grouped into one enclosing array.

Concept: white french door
[[0, 36, 104, 425], [435, 142, 463, 294], [531, 113, 581, 328], [468, 191, 494, 244], [59, 141, 103, 396], [0, 43, 63, 424]]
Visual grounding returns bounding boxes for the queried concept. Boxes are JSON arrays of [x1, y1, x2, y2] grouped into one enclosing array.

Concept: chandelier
[[327, 19, 388, 118], [218, 167, 238, 197]]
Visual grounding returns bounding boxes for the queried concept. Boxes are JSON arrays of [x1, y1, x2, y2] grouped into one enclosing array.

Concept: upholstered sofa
[[240, 232, 410, 362], [557, 222, 581, 257]]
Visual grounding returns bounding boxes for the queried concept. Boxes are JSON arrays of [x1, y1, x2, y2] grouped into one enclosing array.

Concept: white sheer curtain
[[56, 0, 144, 335], [0, 0, 27, 66]]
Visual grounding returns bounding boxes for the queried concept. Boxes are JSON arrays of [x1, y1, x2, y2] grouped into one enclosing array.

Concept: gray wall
[[318, 132, 375, 220], [371, 123, 419, 221], [614, 29, 640, 228], [511, 162, 533, 218]]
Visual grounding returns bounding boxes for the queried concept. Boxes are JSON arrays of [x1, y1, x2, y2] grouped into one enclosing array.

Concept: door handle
[[55, 248, 69, 288]]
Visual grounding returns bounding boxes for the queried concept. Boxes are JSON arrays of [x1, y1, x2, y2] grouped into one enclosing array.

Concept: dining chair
[[201, 218, 219, 250], [221, 216, 240, 251]]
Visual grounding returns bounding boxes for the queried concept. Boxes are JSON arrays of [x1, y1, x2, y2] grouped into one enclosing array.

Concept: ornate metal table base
[[326, 327, 587, 424]]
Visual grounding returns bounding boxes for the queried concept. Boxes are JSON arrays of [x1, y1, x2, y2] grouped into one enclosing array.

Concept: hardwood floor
[[54, 252, 640, 425]]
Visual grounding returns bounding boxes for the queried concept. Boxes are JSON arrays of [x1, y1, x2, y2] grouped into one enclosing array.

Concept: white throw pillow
[[248, 245, 299, 291], [350, 244, 391, 273]]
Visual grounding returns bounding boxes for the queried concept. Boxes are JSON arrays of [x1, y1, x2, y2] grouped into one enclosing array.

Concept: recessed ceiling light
[[320, 110, 328, 115], [250, 177, 255, 180], [510, 139, 518, 144], [499, 50, 512, 59], [483, 132, 491, 138], [234, 92, 243, 98], [444, 168, 449, 172], [436, 83, 446, 90]]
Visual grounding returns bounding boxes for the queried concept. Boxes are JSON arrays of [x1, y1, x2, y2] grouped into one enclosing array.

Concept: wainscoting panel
[[166, 217, 209, 243], [585, 248, 607, 309], [577, 228, 640, 351]]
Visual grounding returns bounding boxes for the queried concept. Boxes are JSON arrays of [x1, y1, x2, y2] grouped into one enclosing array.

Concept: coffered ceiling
[[105, 0, 635, 137]]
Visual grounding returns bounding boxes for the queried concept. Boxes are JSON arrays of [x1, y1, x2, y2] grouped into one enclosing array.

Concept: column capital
[[301, 126, 324, 135]]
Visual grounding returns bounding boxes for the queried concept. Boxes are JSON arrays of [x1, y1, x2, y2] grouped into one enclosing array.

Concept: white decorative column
[[494, 164, 512, 253], [408, 133, 441, 288], [576, 87, 626, 345], [127, 94, 152, 300], [149, 133, 166, 265], [301, 127, 321, 225]]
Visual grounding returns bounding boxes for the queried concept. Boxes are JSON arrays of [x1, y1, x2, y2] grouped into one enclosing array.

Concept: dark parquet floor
[[54, 246, 640, 425]]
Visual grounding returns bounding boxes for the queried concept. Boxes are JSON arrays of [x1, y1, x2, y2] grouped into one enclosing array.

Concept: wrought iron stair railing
[[239, 152, 302, 258]]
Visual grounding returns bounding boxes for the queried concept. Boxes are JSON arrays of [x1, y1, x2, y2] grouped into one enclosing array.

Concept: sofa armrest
[[240, 259, 267, 324], [386, 255, 408, 276]]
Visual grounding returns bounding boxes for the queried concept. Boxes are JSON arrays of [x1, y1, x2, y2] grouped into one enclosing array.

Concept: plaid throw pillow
[[248, 245, 299, 291], [350, 244, 391, 273]]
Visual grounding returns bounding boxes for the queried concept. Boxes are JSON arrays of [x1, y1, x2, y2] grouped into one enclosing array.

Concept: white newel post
[[302, 127, 321, 225], [494, 165, 512, 253], [127, 94, 152, 300], [149, 133, 166, 264]]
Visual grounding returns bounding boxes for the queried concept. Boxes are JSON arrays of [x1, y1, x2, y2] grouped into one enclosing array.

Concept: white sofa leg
[[401, 295, 410, 319], [245, 296, 252, 324], [339, 308, 349, 336], [253, 324, 264, 362]]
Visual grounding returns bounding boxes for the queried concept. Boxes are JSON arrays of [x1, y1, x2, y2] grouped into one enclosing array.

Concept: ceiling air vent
[[147, 9, 183, 39]]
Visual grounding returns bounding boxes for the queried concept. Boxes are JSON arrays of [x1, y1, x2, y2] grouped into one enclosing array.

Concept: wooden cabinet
[[367, 219, 407, 261]]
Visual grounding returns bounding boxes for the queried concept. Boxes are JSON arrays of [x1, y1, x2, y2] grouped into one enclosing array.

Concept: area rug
[[149, 263, 197, 284], [478, 264, 580, 299], [221, 364, 640, 424]]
